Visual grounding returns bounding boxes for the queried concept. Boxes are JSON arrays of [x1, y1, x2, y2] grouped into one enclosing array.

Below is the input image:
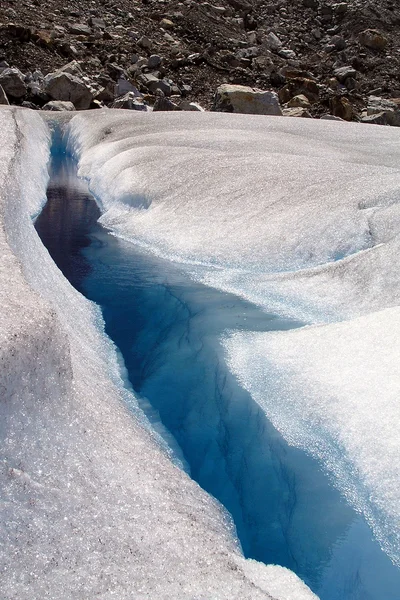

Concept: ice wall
[[0, 108, 317, 599], [67, 110, 400, 570]]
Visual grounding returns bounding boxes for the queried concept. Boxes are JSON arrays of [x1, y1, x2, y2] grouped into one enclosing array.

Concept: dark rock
[[359, 30, 388, 51], [44, 71, 93, 109], [0, 68, 27, 99], [111, 91, 149, 111], [42, 100, 76, 111]]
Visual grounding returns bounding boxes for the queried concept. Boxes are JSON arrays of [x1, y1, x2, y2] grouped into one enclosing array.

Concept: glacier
[[2, 104, 400, 598], [0, 107, 317, 599]]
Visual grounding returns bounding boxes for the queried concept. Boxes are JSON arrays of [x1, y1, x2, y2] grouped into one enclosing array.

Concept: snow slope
[[0, 109, 317, 599], [68, 110, 400, 567]]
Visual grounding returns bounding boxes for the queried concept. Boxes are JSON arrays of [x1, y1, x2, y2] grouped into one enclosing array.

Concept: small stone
[[278, 48, 296, 60], [359, 30, 388, 51], [138, 35, 152, 49], [264, 32, 282, 51], [68, 23, 92, 36], [147, 55, 162, 69], [160, 18, 175, 29], [333, 66, 356, 82], [303, 0, 318, 9], [89, 17, 106, 29], [320, 114, 344, 121], [180, 100, 205, 111], [42, 100, 76, 111]]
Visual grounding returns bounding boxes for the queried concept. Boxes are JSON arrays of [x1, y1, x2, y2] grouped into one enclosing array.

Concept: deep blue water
[[35, 152, 400, 600]]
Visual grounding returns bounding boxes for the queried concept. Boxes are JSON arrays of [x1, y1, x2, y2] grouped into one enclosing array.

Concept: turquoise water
[[34, 152, 400, 600]]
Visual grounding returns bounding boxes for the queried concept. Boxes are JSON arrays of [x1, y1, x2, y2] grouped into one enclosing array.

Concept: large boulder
[[0, 84, 9, 105], [213, 84, 282, 116], [42, 100, 76, 112], [44, 72, 93, 110], [0, 68, 27, 99], [365, 96, 400, 127]]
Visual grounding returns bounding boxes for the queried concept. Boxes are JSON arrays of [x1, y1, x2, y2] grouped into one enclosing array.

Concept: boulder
[[0, 84, 9, 105], [359, 29, 388, 51], [0, 68, 27, 99], [111, 92, 149, 111], [283, 107, 312, 118], [330, 96, 353, 121], [366, 96, 400, 126], [42, 100, 76, 111], [44, 72, 93, 109], [286, 94, 311, 108], [213, 84, 282, 116], [279, 77, 319, 104], [180, 100, 205, 111]]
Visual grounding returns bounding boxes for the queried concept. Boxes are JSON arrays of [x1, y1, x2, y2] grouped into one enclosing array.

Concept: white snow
[[67, 110, 400, 569], [0, 107, 319, 599]]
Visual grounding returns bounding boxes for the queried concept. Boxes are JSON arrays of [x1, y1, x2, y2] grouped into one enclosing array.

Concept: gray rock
[[320, 114, 344, 121], [330, 35, 346, 51], [278, 48, 297, 60], [44, 72, 93, 109], [0, 68, 27, 99], [42, 100, 76, 111], [180, 100, 205, 111], [147, 55, 162, 69], [89, 17, 106, 29], [57, 60, 83, 77], [264, 32, 282, 51], [213, 84, 282, 116], [68, 23, 92, 36], [111, 92, 149, 111], [361, 112, 388, 126], [367, 96, 400, 126], [303, 0, 318, 9], [21, 101, 39, 110], [115, 78, 141, 97], [334, 66, 356, 82], [153, 94, 180, 111], [283, 107, 312, 118], [138, 35, 152, 49], [140, 73, 172, 96], [0, 85, 9, 105], [0, 61, 10, 73]]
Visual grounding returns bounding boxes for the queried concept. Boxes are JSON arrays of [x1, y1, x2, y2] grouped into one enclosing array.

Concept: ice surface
[[0, 106, 318, 598], [66, 110, 400, 571]]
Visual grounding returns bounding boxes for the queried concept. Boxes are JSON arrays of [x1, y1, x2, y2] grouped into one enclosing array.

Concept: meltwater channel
[[34, 148, 400, 600]]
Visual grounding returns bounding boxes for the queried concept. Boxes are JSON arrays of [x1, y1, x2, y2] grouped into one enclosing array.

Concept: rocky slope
[[0, 0, 399, 123]]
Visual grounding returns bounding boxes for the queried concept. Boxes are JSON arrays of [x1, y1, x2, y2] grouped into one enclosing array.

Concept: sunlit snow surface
[[67, 110, 400, 568], [0, 107, 318, 599]]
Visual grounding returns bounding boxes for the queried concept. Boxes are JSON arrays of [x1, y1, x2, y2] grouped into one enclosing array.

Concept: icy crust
[[0, 107, 319, 599]]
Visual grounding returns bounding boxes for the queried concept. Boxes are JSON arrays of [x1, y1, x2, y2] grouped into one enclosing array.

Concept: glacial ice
[[0, 107, 318, 599], [67, 110, 400, 571]]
